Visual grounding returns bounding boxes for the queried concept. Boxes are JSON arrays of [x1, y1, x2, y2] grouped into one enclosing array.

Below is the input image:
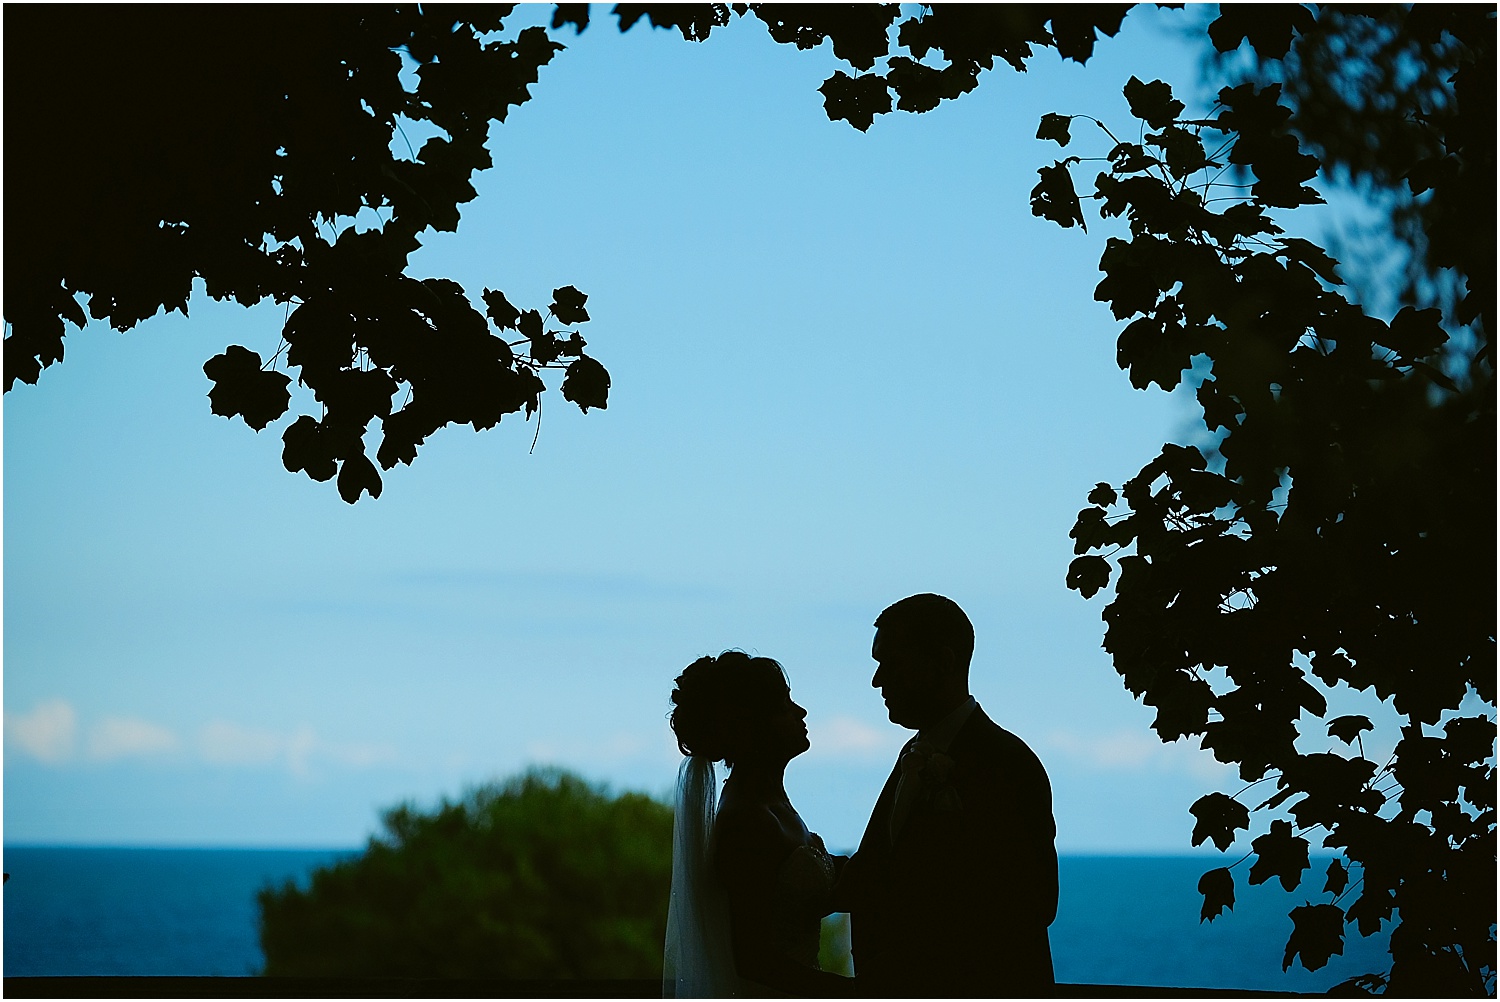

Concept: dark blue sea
[[3, 848, 1391, 991]]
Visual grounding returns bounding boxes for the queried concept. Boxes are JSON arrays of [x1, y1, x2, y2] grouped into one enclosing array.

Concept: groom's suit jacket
[[844, 706, 1058, 997]]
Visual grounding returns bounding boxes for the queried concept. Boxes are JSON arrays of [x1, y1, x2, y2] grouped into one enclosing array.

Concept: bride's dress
[[764, 834, 837, 972], [663, 757, 838, 997]]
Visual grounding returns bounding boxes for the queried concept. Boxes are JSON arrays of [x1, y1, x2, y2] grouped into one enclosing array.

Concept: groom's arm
[[970, 738, 1058, 926], [827, 851, 860, 913], [1012, 744, 1059, 927]]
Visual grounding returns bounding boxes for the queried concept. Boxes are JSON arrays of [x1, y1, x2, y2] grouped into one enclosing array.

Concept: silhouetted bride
[[663, 652, 852, 997]]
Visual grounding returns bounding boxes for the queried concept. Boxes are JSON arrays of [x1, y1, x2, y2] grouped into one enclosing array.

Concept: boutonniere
[[903, 742, 962, 813]]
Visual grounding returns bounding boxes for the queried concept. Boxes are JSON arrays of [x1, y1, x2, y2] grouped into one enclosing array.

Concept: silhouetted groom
[[836, 594, 1058, 996]]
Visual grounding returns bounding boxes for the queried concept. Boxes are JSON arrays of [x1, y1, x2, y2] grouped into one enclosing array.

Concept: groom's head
[[871, 594, 974, 731]]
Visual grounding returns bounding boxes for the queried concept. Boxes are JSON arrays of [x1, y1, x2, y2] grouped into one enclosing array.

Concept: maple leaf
[[1123, 76, 1183, 129], [203, 345, 291, 431], [1249, 820, 1309, 891], [377, 408, 425, 470], [1198, 866, 1234, 922], [1087, 482, 1118, 507], [1327, 714, 1374, 745], [1065, 555, 1110, 599], [283, 300, 356, 376], [482, 289, 520, 330], [550, 3, 589, 33], [561, 355, 610, 413], [1036, 113, 1073, 147], [517, 310, 544, 341], [1149, 125, 1213, 179], [1277, 237, 1344, 286], [1031, 159, 1087, 232], [1443, 716, 1497, 766], [336, 452, 383, 504], [1379, 305, 1448, 361], [1345, 885, 1395, 937], [1069, 507, 1111, 554], [1207, 4, 1315, 60], [1106, 142, 1159, 175], [549, 285, 590, 325], [817, 71, 891, 132], [1047, 7, 1129, 63], [1147, 669, 1214, 742], [1283, 903, 1345, 971], [529, 331, 563, 366], [1322, 858, 1348, 897], [1189, 792, 1250, 851], [281, 416, 337, 483]]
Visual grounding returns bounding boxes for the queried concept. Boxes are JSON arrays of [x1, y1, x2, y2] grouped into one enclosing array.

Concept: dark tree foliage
[[612, 3, 1496, 993], [10, 5, 1494, 988], [1035, 20, 1494, 1000], [562, 3, 1135, 130], [258, 770, 673, 978], [1211, 5, 1496, 325], [4, 6, 608, 503]]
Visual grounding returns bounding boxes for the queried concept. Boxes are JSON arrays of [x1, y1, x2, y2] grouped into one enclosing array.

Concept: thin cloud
[[198, 720, 285, 766], [323, 740, 399, 769], [197, 719, 394, 777], [1046, 728, 1230, 780], [7, 703, 395, 776], [88, 716, 178, 761], [5, 699, 77, 763], [806, 716, 905, 760]]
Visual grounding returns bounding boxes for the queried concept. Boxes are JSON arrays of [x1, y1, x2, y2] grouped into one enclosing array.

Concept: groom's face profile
[[871, 626, 953, 731]]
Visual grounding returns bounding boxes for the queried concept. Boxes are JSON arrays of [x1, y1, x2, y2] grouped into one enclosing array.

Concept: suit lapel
[[857, 739, 911, 858]]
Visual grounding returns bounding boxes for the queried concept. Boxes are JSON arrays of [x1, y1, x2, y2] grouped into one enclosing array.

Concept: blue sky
[[3, 7, 1382, 853]]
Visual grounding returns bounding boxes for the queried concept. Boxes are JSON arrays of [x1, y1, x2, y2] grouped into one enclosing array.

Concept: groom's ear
[[934, 644, 959, 677]]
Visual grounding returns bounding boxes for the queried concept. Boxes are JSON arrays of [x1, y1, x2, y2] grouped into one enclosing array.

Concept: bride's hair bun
[[669, 651, 788, 766]]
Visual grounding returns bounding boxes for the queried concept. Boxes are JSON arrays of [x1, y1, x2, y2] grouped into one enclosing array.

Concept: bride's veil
[[663, 755, 740, 998]]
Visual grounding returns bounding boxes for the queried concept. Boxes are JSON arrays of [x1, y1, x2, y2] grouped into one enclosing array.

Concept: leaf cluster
[[5, 7, 609, 501], [207, 280, 604, 503], [574, 4, 1133, 132], [258, 768, 673, 978], [1210, 6, 1495, 333], [1036, 31, 1493, 993]]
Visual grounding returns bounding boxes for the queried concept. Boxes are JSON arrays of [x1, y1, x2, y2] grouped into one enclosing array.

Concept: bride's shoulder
[[715, 799, 780, 845], [715, 801, 790, 872]]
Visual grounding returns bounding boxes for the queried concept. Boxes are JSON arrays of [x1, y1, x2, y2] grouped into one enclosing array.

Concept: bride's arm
[[716, 808, 856, 997]]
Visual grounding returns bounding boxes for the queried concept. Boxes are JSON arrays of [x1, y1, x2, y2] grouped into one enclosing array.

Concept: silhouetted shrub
[[258, 768, 672, 978]]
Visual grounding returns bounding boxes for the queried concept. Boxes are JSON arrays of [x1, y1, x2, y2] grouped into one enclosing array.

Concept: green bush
[[258, 768, 673, 978]]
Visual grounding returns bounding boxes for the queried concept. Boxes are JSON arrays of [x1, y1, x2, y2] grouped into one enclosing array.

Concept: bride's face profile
[[736, 688, 810, 765]]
